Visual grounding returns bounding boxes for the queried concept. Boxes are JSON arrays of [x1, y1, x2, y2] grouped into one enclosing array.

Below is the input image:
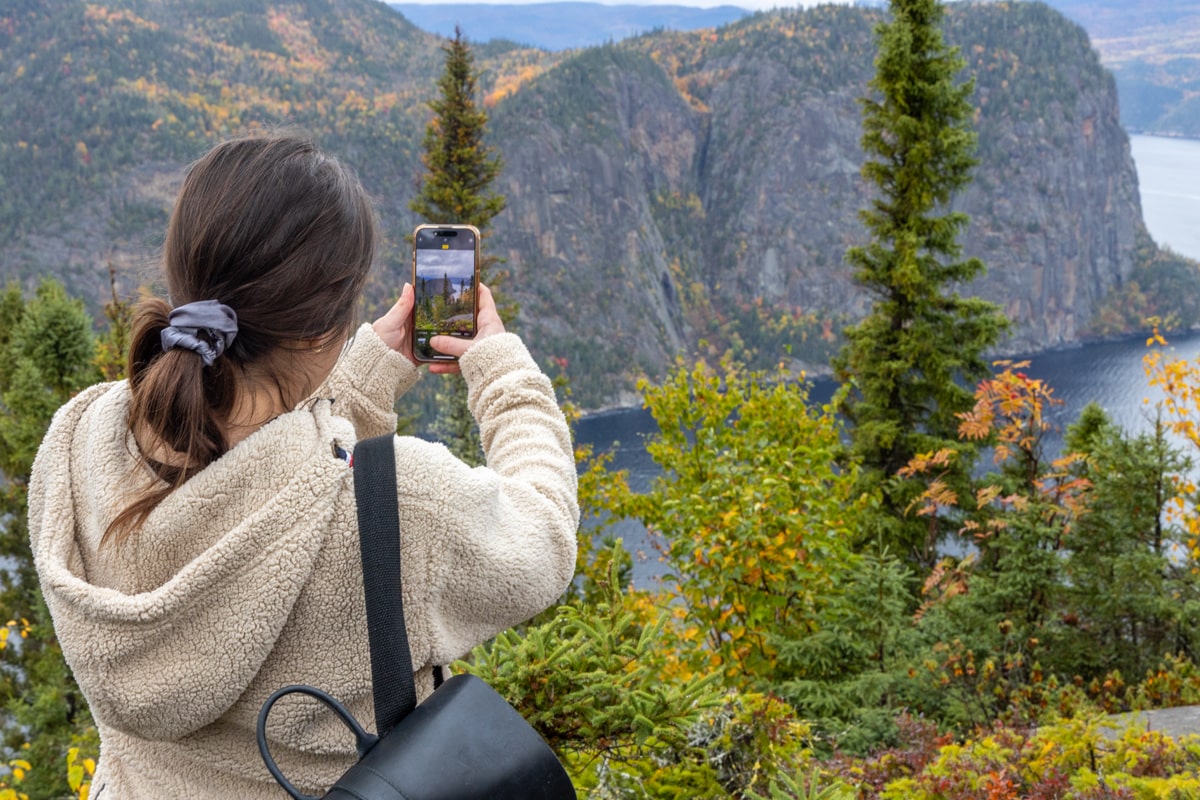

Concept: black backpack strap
[[352, 434, 417, 735]]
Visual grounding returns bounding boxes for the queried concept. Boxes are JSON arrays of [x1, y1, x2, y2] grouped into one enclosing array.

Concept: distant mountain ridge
[[389, 2, 752, 50], [0, 0, 1176, 408], [1041, 0, 1200, 136]]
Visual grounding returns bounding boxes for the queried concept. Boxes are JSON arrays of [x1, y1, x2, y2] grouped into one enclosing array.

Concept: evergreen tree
[[832, 0, 1008, 566], [1058, 404, 1200, 679], [410, 26, 505, 231], [410, 26, 508, 466], [0, 280, 101, 797]]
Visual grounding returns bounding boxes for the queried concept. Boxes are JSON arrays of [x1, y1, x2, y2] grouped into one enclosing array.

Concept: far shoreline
[[1129, 130, 1200, 143]]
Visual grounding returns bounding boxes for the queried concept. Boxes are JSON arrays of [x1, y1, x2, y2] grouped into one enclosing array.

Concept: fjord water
[[1131, 135, 1200, 261], [576, 134, 1200, 582]]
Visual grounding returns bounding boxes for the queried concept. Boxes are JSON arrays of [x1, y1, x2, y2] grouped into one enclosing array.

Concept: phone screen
[[412, 225, 479, 361]]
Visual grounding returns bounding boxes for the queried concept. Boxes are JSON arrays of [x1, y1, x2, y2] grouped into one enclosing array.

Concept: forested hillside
[[0, 0, 554, 293], [0, 0, 1193, 408]]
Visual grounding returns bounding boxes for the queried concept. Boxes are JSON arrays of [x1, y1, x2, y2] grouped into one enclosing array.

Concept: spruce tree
[[832, 0, 1008, 566], [410, 26, 508, 465], [1059, 405, 1199, 680], [410, 26, 505, 229]]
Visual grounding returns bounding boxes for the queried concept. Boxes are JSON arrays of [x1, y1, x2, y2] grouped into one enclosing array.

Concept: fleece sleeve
[[388, 333, 580, 667], [314, 323, 420, 439]]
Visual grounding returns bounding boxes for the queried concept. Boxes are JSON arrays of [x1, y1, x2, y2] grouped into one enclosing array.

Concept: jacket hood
[[29, 381, 357, 742]]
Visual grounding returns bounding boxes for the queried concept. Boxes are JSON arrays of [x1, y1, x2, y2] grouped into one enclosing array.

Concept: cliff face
[[947, 3, 1142, 351], [487, 3, 1144, 397], [0, 0, 1148, 408], [957, 79, 1138, 350], [490, 49, 696, 403]]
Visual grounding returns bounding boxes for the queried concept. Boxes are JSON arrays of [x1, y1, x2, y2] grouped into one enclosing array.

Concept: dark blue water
[[577, 332, 1200, 482]]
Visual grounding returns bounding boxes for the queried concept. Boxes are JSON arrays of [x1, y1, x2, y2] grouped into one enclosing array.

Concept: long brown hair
[[107, 135, 376, 544]]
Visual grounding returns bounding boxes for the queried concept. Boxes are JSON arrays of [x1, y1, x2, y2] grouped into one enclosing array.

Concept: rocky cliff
[[485, 3, 1144, 405]]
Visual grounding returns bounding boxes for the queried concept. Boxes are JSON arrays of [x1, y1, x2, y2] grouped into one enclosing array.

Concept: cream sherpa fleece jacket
[[29, 326, 579, 799]]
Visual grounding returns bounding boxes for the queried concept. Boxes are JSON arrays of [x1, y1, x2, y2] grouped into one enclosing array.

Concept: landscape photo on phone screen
[[414, 245, 476, 336]]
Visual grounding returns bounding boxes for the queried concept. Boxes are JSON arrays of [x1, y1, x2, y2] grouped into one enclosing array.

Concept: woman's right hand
[[426, 284, 506, 373]]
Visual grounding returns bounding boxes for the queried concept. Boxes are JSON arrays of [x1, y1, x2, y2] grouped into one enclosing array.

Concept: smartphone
[[411, 223, 480, 362]]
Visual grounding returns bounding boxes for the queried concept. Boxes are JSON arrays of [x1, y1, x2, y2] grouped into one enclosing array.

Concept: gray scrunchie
[[160, 300, 239, 367]]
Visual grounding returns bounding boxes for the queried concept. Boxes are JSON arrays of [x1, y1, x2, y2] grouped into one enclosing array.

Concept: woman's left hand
[[373, 283, 419, 366]]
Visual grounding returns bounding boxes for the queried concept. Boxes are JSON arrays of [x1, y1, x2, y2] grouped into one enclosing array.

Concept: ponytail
[[105, 298, 238, 544]]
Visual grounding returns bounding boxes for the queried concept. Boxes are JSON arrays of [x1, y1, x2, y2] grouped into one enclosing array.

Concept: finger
[[477, 282, 494, 305], [429, 335, 471, 359], [474, 284, 505, 337], [476, 283, 498, 318], [398, 282, 414, 314], [387, 282, 413, 323]]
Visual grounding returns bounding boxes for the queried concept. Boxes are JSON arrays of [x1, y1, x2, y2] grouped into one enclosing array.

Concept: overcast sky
[[416, 249, 476, 280]]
